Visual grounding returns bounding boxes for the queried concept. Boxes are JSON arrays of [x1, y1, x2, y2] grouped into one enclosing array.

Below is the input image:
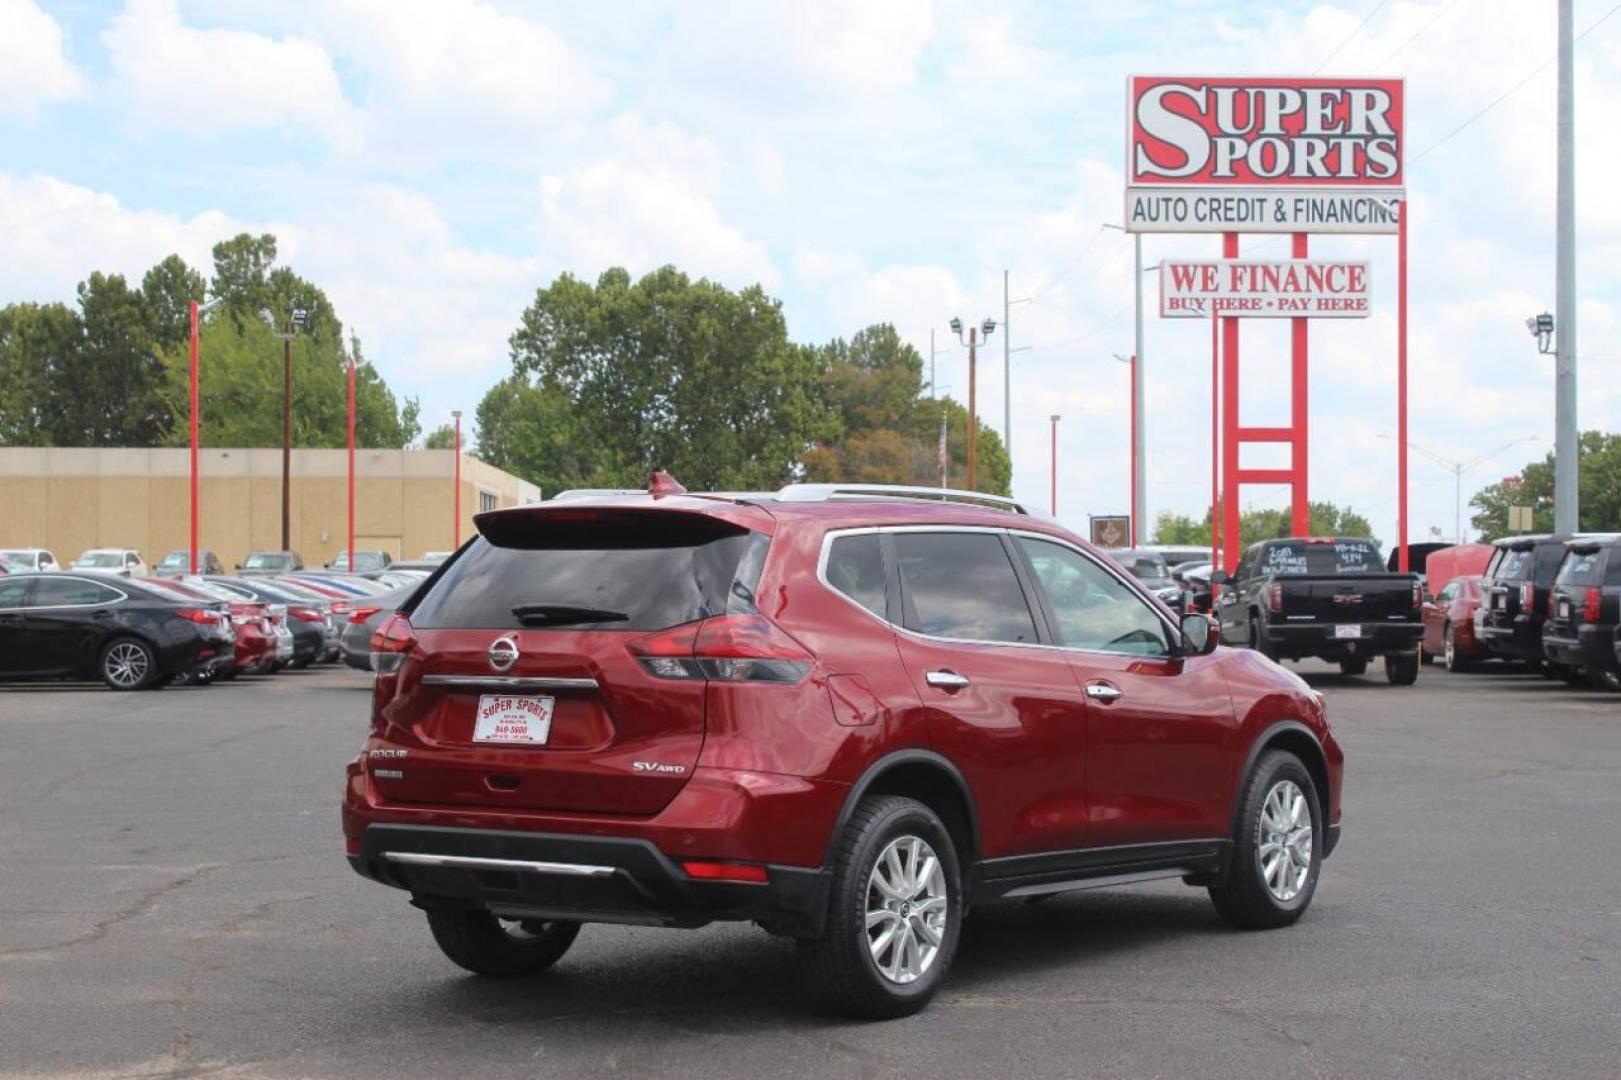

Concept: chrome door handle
[[925, 670, 970, 691], [1084, 682, 1123, 703]]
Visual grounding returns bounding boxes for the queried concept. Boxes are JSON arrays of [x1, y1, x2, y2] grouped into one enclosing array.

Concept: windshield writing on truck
[[1262, 540, 1383, 575]]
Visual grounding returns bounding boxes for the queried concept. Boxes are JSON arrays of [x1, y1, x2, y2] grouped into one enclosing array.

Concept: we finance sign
[[1126, 76, 1405, 234], [1159, 259, 1371, 318]]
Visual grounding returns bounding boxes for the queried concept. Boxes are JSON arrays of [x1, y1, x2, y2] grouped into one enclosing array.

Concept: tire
[[1552, 662, 1585, 687], [424, 909, 580, 977], [1385, 651, 1420, 686], [1589, 667, 1621, 692], [1443, 625, 1472, 673], [1338, 656, 1368, 677], [1209, 749, 1322, 930], [1248, 614, 1276, 661], [99, 637, 158, 691], [799, 796, 963, 1020]]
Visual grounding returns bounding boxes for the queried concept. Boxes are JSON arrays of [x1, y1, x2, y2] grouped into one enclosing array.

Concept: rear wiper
[[511, 604, 630, 626]]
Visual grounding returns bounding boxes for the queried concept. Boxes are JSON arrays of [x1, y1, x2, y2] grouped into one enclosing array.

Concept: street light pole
[[347, 355, 357, 569], [1049, 415, 1060, 516], [282, 321, 292, 550], [452, 410, 463, 548], [186, 296, 224, 576], [1131, 233, 1146, 538], [948, 317, 997, 491], [1554, 0, 1579, 533]]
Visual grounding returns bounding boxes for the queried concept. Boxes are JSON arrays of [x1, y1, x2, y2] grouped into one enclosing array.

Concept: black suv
[[1543, 536, 1621, 691], [1479, 535, 1581, 677]]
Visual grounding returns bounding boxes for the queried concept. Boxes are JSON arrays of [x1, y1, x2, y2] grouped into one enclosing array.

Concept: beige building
[[0, 447, 540, 569]]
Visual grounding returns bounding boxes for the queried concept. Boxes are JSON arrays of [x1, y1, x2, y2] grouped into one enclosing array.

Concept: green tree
[[0, 302, 81, 446], [506, 266, 836, 490], [1154, 502, 1378, 548], [423, 424, 458, 450], [1470, 431, 1621, 537], [210, 233, 279, 320], [475, 375, 607, 498], [141, 254, 206, 349], [63, 272, 172, 445]]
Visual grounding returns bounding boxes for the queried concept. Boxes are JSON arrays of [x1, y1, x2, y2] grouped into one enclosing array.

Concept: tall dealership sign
[[1125, 75, 1410, 572]]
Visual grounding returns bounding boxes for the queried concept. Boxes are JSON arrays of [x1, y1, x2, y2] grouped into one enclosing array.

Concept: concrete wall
[[0, 448, 540, 569]]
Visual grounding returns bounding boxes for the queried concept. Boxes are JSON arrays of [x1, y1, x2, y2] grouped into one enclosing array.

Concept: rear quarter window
[[824, 534, 887, 619], [409, 513, 766, 631]]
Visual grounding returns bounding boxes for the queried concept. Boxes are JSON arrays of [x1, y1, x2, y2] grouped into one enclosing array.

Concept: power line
[[1413, 0, 1621, 163], [1375, 0, 1465, 71], [1025, 225, 1112, 302], [1312, 0, 1389, 74]]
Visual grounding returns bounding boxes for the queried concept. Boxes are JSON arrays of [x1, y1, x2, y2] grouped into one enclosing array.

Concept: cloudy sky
[[3, 0, 1619, 544]]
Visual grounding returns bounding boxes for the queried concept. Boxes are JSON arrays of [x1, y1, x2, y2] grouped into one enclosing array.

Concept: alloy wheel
[[1257, 779, 1312, 902], [865, 834, 948, 985], [104, 642, 150, 688]]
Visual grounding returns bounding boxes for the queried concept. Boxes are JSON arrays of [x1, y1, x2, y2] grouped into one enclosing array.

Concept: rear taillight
[[629, 614, 813, 684], [329, 599, 352, 616], [1519, 582, 1534, 611], [289, 607, 324, 623], [349, 605, 383, 625], [369, 612, 416, 677], [1266, 583, 1283, 612], [1411, 580, 1423, 612], [174, 607, 217, 624], [1584, 587, 1602, 624]]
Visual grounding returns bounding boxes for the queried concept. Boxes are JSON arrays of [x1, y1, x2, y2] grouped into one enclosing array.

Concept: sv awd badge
[[632, 761, 687, 775]]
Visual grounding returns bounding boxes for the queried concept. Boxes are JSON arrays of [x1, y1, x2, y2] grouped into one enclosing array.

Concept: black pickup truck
[[1212, 537, 1425, 684]]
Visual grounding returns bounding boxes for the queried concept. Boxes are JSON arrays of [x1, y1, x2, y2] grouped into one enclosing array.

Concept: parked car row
[[1423, 533, 1621, 691], [0, 547, 451, 580], [0, 564, 432, 691]]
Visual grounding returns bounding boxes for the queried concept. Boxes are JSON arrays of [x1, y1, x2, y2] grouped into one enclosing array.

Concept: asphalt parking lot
[[1, 661, 1617, 1079]]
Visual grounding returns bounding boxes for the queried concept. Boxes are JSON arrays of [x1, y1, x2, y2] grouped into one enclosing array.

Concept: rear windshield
[[409, 512, 768, 631], [1119, 553, 1170, 580], [1556, 549, 1604, 586], [243, 553, 290, 570], [1494, 548, 1532, 581], [77, 552, 124, 568], [1260, 539, 1383, 575]]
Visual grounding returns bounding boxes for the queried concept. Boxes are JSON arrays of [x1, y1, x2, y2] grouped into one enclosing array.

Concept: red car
[[1422, 576, 1486, 672], [343, 480, 1343, 1018], [138, 578, 275, 677]]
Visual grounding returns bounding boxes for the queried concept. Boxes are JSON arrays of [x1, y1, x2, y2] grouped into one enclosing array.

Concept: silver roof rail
[[548, 488, 645, 501], [773, 483, 1032, 515]]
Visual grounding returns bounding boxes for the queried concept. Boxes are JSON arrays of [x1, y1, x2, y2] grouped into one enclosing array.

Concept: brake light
[[174, 607, 219, 624], [349, 605, 383, 625], [1266, 582, 1283, 612], [1412, 580, 1423, 612], [1519, 582, 1534, 611], [369, 613, 416, 677], [1584, 587, 1601, 623], [289, 607, 324, 623], [680, 860, 768, 884], [629, 614, 813, 684], [328, 599, 352, 616]]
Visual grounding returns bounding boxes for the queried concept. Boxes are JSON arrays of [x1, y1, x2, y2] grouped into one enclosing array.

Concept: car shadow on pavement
[[383, 888, 1228, 1028]]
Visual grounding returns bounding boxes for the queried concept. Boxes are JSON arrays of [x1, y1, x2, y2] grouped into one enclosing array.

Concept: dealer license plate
[[473, 694, 555, 745], [1334, 624, 1362, 640], [1558, 599, 1571, 621]]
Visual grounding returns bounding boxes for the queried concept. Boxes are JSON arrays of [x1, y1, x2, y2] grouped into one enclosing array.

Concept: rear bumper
[[348, 823, 830, 935], [1264, 621, 1423, 659], [1479, 615, 1540, 659], [1543, 624, 1617, 671]]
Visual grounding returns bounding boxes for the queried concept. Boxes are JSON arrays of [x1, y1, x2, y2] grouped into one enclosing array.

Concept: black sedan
[[0, 573, 234, 690]]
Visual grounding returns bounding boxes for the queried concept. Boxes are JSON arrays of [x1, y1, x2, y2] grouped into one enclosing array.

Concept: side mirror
[[1179, 612, 1218, 656], [1209, 570, 1232, 586]]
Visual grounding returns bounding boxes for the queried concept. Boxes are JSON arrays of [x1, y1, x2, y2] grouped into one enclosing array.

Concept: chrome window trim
[[815, 525, 1182, 659], [2, 574, 130, 612], [420, 675, 600, 691]]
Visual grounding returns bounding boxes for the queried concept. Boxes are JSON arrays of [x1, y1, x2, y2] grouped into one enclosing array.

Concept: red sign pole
[[1221, 232, 1241, 572], [1290, 233, 1310, 536], [453, 412, 463, 548], [1398, 200, 1410, 572], [1210, 301, 1219, 570], [188, 299, 200, 576], [347, 360, 356, 570]]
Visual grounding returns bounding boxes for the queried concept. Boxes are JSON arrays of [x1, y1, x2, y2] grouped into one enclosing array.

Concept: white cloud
[[103, 0, 358, 147], [0, 0, 85, 115], [539, 115, 778, 289], [0, 172, 233, 300]]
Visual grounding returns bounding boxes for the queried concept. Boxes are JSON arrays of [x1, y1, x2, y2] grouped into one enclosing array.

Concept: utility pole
[[1003, 271, 1011, 466], [1554, 0, 1579, 533], [273, 306, 308, 552], [929, 329, 936, 399]]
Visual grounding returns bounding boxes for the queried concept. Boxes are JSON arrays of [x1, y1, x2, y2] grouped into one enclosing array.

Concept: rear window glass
[[893, 532, 1038, 644], [1260, 539, 1383, 575], [1495, 549, 1532, 581], [825, 534, 887, 619], [410, 513, 766, 631], [1556, 550, 1604, 586], [1119, 553, 1169, 580]]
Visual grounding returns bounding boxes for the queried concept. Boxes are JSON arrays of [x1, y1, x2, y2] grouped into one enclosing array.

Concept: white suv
[[71, 549, 148, 577], [0, 549, 59, 573]]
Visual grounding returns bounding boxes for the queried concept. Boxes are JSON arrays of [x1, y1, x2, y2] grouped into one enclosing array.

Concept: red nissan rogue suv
[[343, 480, 1343, 1018]]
